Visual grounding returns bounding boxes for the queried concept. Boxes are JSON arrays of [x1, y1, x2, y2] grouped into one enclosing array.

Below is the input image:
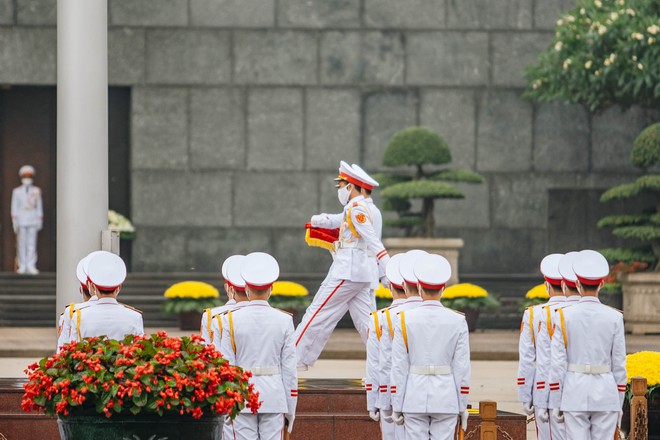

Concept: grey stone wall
[[0, 0, 656, 275]]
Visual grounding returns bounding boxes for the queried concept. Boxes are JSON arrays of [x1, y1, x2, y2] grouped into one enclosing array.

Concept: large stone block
[[534, 0, 575, 30], [234, 31, 317, 85], [234, 172, 318, 226], [420, 90, 476, 168], [407, 32, 489, 86], [187, 228, 274, 272], [132, 170, 232, 227], [132, 87, 188, 169], [533, 103, 589, 171], [109, 0, 188, 26], [364, 91, 418, 169], [146, 29, 230, 84], [492, 32, 552, 87], [109, 28, 146, 85], [320, 31, 405, 85], [0, 28, 56, 84], [591, 106, 654, 172], [190, 88, 246, 170], [272, 228, 334, 273], [16, 0, 55, 25], [434, 182, 490, 228], [364, 0, 445, 28], [447, 0, 532, 29], [278, 0, 359, 28], [305, 89, 361, 170], [476, 91, 533, 172], [191, 0, 274, 27], [0, 0, 14, 24], [318, 172, 343, 214], [247, 89, 304, 170], [131, 227, 188, 271]]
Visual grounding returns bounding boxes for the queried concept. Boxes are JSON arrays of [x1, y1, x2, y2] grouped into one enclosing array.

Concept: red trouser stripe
[[295, 280, 346, 346]]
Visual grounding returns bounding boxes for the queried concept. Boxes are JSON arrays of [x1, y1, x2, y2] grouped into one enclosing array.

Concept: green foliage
[[162, 298, 220, 315], [381, 180, 464, 200], [384, 216, 424, 228], [521, 297, 549, 310], [600, 282, 623, 294], [600, 174, 660, 201], [383, 127, 451, 167], [269, 295, 311, 310], [631, 122, 660, 168], [430, 169, 485, 184], [381, 198, 412, 213], [611, 225, 660, 240], [372, 173, 412, 188], [442, 295, 500, 310], [524, 0, 660, 112], [597, 213, 649, 227]]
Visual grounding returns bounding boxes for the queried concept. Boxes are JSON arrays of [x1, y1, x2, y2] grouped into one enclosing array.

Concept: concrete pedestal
[[621, 272, 660, 335]]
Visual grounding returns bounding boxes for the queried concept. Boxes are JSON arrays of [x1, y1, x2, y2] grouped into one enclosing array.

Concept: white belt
[[410, 365, 452, 375], [567, 363, 610, 374], [247, 366, 280, 376], [333, 241, 367, 251]]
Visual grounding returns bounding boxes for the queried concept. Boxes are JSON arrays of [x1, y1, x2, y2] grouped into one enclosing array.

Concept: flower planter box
[[178, 310, 203, 330], [620, 272, 660, 335], [383, 238, 464, 285]]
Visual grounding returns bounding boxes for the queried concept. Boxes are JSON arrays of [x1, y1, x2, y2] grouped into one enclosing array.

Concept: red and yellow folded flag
[[304, 223, 339, 252]]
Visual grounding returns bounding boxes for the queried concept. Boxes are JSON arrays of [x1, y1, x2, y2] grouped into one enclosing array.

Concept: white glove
[[618, 411, 623, 428], [285, 413, 295, 433], [369, 409, 380, 422], [522, 401, 535, 415], [380, 276, 390, 289], [310, 215, 323, 227], [224, 415, 232, 426], [392, 411, 404, 425], [460, 409, 469, 431], [12, 222, 18, 234], [552, 408, 564, 423], [538, 408, 549, 423], [382, 409, 393, 423]]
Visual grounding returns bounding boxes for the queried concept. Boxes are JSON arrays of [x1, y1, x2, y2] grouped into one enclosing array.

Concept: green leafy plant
[[525, 0, 660, 112], [162, 282, 221, 315], [599, 123, 660, 269], [441, 283, 500, 311], [377, 127, 484, 237], [22, 333, 260, 419]]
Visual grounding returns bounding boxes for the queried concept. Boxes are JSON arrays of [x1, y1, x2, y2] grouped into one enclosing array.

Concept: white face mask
[[337, 184, 351, 206], [21, 178, 33, 186]]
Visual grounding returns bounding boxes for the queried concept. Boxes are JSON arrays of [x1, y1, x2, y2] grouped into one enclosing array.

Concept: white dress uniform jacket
[[210, 301, 248, 350], [57, 296, 98, 351], [517, 302, 547, 404], [11, 184, 43, 226], [200, 299, 236, 344], [390, 301, 470, 414], [74, 297, 144, 341]]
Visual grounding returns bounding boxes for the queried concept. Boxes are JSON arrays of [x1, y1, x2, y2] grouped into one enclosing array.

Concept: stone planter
[[620, 272, 660, 334], [383, 238, 464, 285], [178, 311, 203, 331], [621, 394, 660, 439], [459, 307, 480, 332], [58, 414, 224, 440]]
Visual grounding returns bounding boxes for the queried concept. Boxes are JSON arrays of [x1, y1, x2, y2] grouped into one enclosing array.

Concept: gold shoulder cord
[[400, 312, 409, 353], [228, 311, 237, 355]]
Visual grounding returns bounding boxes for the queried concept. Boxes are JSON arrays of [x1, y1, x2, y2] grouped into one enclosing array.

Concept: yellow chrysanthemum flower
[[442, 283, 488, 299], [626, 351, 660, 387], [163, 281, 219, 299], [375, 283, 392, 299], [271, 281, 308, 297], [526, 284, 550, 300]]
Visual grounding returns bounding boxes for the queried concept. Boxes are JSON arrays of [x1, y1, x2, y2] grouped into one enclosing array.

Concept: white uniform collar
[[548, 296, 566, 303], [89, 295, 99, 302], [405, 295, 422, 303], [391, 298, 406, 306], [579, 296, 601, 304], [226, 298, 236, 305], [247, 299, 270, 307], [566, 295, 581, 302], [96, 297, 118, 305], [350, 195, 365, 204], [421, 300, 443, 307]]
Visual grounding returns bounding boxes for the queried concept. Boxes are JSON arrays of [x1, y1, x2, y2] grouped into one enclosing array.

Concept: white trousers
[[535, 407, 550, 440], [294, 277, 373, 368], [403, 413, 457, 440], [381, 416, 395, 439], [232, 413, 284, 440], [394, 422, 405, 439], [223, 417, 235, 440], [564, 411, 618, 440], [16, 226, 38, 271], [548, 408, 566, 440]]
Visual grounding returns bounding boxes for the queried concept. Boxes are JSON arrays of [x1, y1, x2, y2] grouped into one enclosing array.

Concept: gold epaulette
[[119, 303, 142, 314], [606, 305, 623, 314]]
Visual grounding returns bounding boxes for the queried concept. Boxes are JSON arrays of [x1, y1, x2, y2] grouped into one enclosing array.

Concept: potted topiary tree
[[598, 123, 660, 334], [377, 126, 484, 284]]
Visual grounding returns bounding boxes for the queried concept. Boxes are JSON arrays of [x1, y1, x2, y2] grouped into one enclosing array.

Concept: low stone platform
[[0, 378, 526, 439]]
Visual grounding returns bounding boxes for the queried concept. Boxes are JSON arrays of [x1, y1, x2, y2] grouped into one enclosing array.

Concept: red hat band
[[576, 275, 603, 286], [245, 282, 274, 291], [563, 279, 577, 288], [93, 283, 121, 291], [418, 281, 446, 290], [338, 172, 369, 189], [544, 276, 563, 287], [404, 279, 417, 287], [391, 282, 403, 290]]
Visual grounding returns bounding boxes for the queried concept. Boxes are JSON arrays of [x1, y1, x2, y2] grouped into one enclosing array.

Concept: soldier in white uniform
[[11, 165, 43, 274], [295, 162, 391, 369], [210, 255, 252, 349], [549, 250, 627, 439], [220, 252, 297, 440], [529, 254, 567, 440], [200, 255, 241, 344], [559, 251, 582, 304], [73, 252, 144, 341], [365, 254, 406, 439], [390, 253, 470, 439], [57, 252, 102, 351]]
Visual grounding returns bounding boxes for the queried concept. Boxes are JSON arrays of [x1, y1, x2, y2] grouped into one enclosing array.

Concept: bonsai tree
[[598, 123, 660, 273], [377, 126, 484, 238], [524, 0, 659, 112]]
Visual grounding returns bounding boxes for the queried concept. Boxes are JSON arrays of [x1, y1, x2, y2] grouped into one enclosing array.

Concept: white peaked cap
[[76, 258, 88, 285], [540, 253, 564, 286], [385, 254, 405, 289], [334, 161, 354, 182], [19, 165, 35, 176], [225, 255, 247, 291], [82, 251, 110, 278], [221, 255, 244, 280], [241, 252, 280, 289], [558, 251, 579, 287], [87, 252, 127, 290], [351, 164, 379, 190], [414, 254, 452, 290], [573, 250, 609, 286], [399, 249, 429, 285]]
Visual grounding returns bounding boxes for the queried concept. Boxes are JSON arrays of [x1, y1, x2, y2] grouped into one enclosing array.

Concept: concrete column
[[56, 0, 108, 320]]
